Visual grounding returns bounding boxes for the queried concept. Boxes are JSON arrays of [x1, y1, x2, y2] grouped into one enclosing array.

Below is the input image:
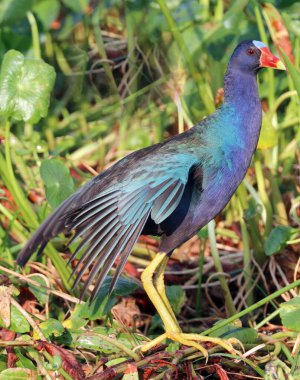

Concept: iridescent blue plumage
[[17, 40, 283, 300]]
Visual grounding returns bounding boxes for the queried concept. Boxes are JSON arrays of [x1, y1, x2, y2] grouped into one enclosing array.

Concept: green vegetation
[[0, 0, 299, 378]]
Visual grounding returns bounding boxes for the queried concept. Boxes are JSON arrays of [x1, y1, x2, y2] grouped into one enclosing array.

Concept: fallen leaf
[[112, 297, 142, 328], [36, 340, 85, 380], [0, 328, 17, 368], [0, 287, 11, 327], [122, 363, 138, 380], [215, 364, 230, 380]]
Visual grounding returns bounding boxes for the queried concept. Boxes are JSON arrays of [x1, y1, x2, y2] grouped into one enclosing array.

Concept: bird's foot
[[141, 331, 243, 359]]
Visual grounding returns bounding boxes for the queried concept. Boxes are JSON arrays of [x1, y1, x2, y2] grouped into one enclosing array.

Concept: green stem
[[266, 172, 288, 225], [1, 121, 71, 290], [202, 277, 300, 337], [208, 220, 236, 316], [255, 5, 275, 107], [268, 91, 298, 122], [42, 351, 74, 380], [125, 2, 138, 97], [196, 238, 206, 316], [0, 204, 27, 242], [176, 95, 184, 134], [255, 308, 280, 329], [237, 184, 254, 306], [291, 335, 300, 374], [27, 12, 41, 59], [237, 180, 265, 263], [216, 227, 239, 241], [201, 0, 209, 20], [92, 7, 120, 98], [254, 159, 273, 235], [214, 0, 224, 21], [4, 120, 37, 227], [280, 117, 300, 129], [156, 0, 193, 75], [156, 0, 215, 113]]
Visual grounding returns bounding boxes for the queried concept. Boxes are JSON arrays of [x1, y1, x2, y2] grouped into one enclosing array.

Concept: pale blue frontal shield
[[253, 40, 267, 49]]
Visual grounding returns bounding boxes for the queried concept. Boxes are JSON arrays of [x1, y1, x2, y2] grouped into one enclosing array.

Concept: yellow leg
[[141, 252, 243, 358], [153, 255, 177, 323], [141, 253, 180, 333]]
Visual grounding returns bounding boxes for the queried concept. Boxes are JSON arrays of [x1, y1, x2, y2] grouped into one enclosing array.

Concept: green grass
[[0, 0, 300, 378]]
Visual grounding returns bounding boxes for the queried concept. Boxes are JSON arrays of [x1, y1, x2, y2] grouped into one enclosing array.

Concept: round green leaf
[[0, 50, 56, 123], [40, 159, 75, 208], [0, 0, 36, 24], [33, 0, 60, 30], [280, 297, 300, 331], [264, 225, 299, 256]]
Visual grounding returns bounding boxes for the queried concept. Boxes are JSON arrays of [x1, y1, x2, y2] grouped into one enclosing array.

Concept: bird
[[17, 40, 285, 357]]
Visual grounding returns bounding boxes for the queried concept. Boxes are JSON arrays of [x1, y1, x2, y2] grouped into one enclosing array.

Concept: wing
[[67, 153, 198, 300], [18, 151, 198, 300]]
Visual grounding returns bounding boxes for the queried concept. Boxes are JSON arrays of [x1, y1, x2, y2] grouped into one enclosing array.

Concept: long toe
[[167, 332, 208, 359], [140, 331, 243, 360], [180, 333, 244, 356]]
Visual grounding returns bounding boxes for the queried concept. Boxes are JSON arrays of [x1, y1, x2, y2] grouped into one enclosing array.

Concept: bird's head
[[230, 40, 286, 73]]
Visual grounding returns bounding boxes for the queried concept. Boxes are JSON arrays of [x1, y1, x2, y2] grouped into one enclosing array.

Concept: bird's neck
[[223, 66, 259, 107], [201, 65, 262, 173], [222, 65, 262, 145]]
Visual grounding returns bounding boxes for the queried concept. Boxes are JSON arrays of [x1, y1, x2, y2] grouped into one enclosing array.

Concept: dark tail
[[16, 194, 78, 267], [16, 167, 114, 267]]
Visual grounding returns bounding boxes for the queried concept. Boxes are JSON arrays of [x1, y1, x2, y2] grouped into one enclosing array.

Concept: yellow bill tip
[[276, 59, 286, 70]]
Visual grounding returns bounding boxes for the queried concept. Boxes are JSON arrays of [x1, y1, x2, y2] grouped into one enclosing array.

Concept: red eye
[[247, 48, 255, 56]]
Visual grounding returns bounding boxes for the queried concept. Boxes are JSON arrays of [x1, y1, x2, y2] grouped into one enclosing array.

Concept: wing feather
[[79, 223, 133, 297], [108, 207, 151, 293], [91, 210, 150, 299], [72, 223, 124, 291], [68, 217, 119, 266], [72, 197, 116, 226], [151, 181, 185, 223]]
